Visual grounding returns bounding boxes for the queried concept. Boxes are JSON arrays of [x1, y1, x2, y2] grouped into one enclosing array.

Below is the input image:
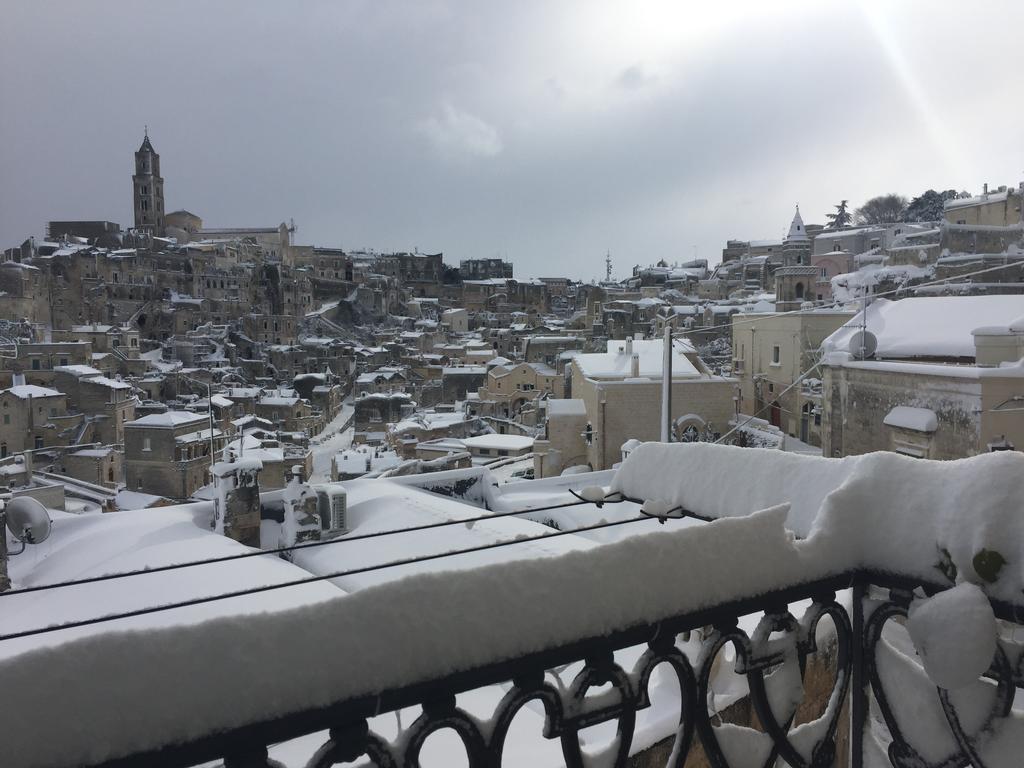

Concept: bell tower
[[132, 128, 165, 236]]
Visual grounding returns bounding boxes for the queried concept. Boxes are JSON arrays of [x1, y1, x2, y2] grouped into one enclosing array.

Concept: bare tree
[[855, 194, 908, 224]]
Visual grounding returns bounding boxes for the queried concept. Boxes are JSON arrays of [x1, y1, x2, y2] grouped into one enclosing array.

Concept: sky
[[2, 0, 1022, 280]]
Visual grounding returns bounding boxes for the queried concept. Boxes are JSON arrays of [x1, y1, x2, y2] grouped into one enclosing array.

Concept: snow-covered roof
[[0, 504, 340, 661], [127, 411, 207, 428], [822, 296, 1024, 360], [259, 396, 300, 407], [70, 324, 115, 333], [175, 427, 224, 443], [54, 364, 102, 377], [575, 339, 700, 380], [547, 398, 587, 417], [3, 384, 62, 399], [944, 190, 1010, 210], [461, 434, 534, 452], [84, 376, 133, 390]]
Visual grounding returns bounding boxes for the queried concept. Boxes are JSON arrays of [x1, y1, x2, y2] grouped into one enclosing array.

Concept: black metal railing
[[80, 571, 1024, 768]]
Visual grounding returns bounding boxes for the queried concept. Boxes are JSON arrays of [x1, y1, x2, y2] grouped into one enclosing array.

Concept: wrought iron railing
[[78, 570, 1024, 768]]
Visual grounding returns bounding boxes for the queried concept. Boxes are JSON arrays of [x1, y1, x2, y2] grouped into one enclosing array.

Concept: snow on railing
[[2, 445, 1023, 767]]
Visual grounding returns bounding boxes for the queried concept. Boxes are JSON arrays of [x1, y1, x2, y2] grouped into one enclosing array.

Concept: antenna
[[605, 251, 613, 282]]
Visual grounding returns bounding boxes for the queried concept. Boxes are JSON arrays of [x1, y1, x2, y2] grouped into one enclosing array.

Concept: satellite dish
[[849, 330, 878, 360], [4, 496, 52, 545]]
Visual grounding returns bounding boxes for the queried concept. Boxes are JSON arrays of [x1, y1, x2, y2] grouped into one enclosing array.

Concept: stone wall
[[822, 364, 981, 459]]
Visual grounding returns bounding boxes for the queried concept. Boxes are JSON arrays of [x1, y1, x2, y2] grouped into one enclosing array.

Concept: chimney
[[624, 336, 633, 356], [983, 183, 989, 195], [12, 374, 25, 387], [630, 353, 640, 378]]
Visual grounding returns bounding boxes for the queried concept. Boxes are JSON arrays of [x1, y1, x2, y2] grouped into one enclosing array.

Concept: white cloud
[[417, 103, 503, 158]]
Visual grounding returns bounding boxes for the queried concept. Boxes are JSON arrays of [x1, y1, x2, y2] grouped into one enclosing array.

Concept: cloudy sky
[[2, 0, 1022, 279]]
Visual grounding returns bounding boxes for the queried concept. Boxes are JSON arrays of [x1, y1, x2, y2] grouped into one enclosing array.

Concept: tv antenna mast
[[605, 250, 613, 282]]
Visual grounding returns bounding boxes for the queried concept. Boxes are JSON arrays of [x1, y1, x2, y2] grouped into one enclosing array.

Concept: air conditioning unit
[[315, 486, 347, 534]]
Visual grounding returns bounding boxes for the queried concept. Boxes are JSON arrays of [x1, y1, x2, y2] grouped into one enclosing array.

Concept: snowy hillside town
[[3, 2, 1024, 766]]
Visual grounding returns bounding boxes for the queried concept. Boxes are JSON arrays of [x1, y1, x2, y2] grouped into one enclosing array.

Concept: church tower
[[782, 205, 811, 266], [132, 129, 165, 236]]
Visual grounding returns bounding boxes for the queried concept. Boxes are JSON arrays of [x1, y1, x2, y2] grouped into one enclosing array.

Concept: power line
[[700, 260, 1024, 441], [0, 513, 655, 643], [669, 259, 1024, 339], [1, 496, 622, 598]]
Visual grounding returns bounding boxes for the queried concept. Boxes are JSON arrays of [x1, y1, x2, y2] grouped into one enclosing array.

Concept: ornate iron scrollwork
[[87, 576, 1024, 768]]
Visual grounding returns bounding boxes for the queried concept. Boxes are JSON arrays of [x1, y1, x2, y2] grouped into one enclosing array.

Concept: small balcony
[[2, 442, 1021, 768]]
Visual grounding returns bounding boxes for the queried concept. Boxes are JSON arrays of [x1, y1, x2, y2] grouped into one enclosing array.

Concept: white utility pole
[[661, 324, 672, 442]]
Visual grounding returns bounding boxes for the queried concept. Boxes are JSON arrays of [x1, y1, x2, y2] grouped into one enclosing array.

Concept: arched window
[[795, 282, 805, 299]]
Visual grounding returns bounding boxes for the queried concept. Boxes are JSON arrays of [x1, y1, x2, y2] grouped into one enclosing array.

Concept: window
[[49, 408, 57, 417], [771, 345, 781, 365], [31, 359, 40, 370], [498, 449, 509, 456], [60, 358, 68, 366], [478, 448, 491, 455], [0, 444, 5, 458], [143, 437, 152, 452], [34, 437, 43, 450], [2, 415, 8, 424], [820, 267, 828, 278]]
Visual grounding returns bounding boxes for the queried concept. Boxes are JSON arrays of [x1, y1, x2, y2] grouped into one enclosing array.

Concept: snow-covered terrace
[[2, 445, 1023, 767]]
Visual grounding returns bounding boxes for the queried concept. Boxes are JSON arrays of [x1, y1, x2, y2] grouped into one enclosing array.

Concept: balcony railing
[[40, 569, 1023, 768]]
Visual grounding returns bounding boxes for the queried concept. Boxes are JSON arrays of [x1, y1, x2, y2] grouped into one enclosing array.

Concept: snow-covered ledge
[[2, 445, 1023, 768]]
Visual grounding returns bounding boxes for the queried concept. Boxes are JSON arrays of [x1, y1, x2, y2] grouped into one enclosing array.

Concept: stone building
[[124, 411, 226, 500], [820, 296, 1024, 459], [0, 342, 92, 387], [523, 335, 583, 367], [773, 266, 821, 312], [61, 446, 123, 488], [441, 308, 469, 334], [533, 398, 589, 477], [730, 311, 854, 445], [0, 384, 79, 457], [354, 392, 414, 444], [567, 338, 736, 470], [474, 362, 564, 420], [254, 392, 319, 435], [943, 184, 1023, 227], [460, 258, 513, 280], [53, 365, 136, 445]]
